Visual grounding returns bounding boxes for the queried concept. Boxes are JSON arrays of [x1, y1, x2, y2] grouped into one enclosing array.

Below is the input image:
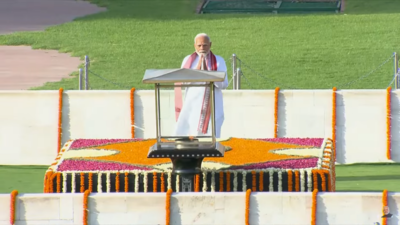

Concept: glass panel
[[157, 83, 214, 143]]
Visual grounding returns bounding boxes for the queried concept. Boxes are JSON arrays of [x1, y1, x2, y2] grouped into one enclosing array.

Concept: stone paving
[[0, 0, 105, 90]]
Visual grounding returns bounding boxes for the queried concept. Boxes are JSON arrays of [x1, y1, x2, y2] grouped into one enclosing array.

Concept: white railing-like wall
[[0, 90, 399, 165], [0, 192, 398, 225]]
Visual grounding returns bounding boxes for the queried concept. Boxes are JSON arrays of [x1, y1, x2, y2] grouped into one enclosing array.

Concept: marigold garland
[[153, 172, 158, 192], [88, 173, 93, 192], [259, 171, 264, 191], [195, 175, 200, 192], [288, 170, 293, 192], [80, 173, 85, 193], [161, 173, 165, 192], [386, 87, 392, 160], [125, 172, 129, 192], [83, 190, 91, 225], [327, 171, 331, 192], [166, 189, 173, 225], [274, 87, 280, 138], [226, 172, 231, 192], [10, 190, 18, 225], [44, 171, 53, 193], [245, 189, 251, 225], [57, 88, 64, 153], [43, 172, 49, 193], [252, 171, 256, 192], [219, 171, 224, 192], [332, 87, 337, 160], [318, 171, 326, 191], [130, 88, 135, 138], [382, 189, 388, 225], [116, 172, 120, 192], [49, 173, 57, 193], [56, 173, 61, 193], [311, 189, 318, 225], [295, 171, 300, 192], [313, 170, 318, 190]]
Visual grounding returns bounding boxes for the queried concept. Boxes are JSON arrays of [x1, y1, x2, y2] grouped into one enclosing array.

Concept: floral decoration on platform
[[45, 137, 335, 193], [51, 138, 324, 172]]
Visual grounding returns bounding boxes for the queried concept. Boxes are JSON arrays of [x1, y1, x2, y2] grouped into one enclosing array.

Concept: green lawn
[[0, 0, 399, 90], [0, 164, 399, 193]]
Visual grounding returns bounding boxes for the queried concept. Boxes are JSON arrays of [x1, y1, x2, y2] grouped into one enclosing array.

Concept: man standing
[[174, 33, 228, 138]]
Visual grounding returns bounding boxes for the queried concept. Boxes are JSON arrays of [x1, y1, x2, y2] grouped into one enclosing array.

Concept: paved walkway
[[0, 0, 105, 90]]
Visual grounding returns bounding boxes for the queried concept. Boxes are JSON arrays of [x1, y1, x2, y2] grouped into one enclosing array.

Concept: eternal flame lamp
[[142, 68, 227, 192]]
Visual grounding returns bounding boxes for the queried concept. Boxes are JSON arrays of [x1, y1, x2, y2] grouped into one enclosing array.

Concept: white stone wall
[[0, 90, 399, 165], [0, 192, 399, 225]]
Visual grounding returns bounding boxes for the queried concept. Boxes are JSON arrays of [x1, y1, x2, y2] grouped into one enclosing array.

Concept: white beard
[[196, 51, 209, 57]]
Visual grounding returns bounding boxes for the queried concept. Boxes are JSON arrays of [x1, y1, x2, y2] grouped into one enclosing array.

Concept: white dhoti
[[174, 53, 228, 138]]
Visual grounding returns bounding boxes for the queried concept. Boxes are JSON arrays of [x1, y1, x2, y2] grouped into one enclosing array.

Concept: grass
[[0, 0, 400, 90], [335, 163, 400, 192], [0, 164, 399, 193]]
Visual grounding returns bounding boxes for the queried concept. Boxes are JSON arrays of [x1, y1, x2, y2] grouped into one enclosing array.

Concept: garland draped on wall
[[130, 88, 136, 138], [10, 190, 18, 225], [311, 189, 318, 225], [166, 189, 173, 225], [245, 189, 251, 225], [382, 189, 388, 225], [386, 87, 392, 160], [57, 88, 64, 153], [83, 190, 91, 225], [274, 87, 280, 138], [332, 87, 337, 161]]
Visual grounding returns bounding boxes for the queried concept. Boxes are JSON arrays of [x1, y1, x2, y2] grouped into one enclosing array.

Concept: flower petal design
[[229, 158, 319, 170], [55, 137, 326, 172], [57, 159, 151, 171], [69, 139, 142, 149], [271, 148, 321, 157], [62, 149, 119, 159], [257, 138, 324, 148]]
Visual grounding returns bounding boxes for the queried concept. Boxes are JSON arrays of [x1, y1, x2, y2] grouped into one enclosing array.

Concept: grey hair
[[194, 33, 211, 43]]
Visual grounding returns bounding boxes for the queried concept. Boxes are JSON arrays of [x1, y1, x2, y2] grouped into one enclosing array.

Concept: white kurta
[[174, 54, 229, 138]]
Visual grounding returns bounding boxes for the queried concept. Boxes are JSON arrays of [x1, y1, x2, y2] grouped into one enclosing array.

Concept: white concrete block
[[90, 212, 138, 225], [0, 194, 10, 222], [127, 194, 165, 224], [291, 90, 315, 106], [90, 194, 128, 213], [278, 90, 294, 107], [250, 193, 312, 225], [66, 91, 131, 140], [17, 195, 60, 220], [337, 90, 386, 106], [390, 140, 400, 162], [221, 193, 246, 225], [225, 90, 275, 107], [0, 91, 59, 165], [314, 90, 334, 107], [389, 91, 400, 110], [242, 106, 274, 138], [14, 220, 74, 225], [72, 194, 84, 224], [172, 193, 216, 224], [59, 195, 74, 220], [388, 193, 400, 225]]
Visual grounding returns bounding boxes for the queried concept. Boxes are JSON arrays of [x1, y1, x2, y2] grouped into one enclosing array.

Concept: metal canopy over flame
[[142, 68, 226, 84]]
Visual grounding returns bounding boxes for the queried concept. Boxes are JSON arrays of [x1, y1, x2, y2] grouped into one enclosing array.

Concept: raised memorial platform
[[44, 137, 335, 193]]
